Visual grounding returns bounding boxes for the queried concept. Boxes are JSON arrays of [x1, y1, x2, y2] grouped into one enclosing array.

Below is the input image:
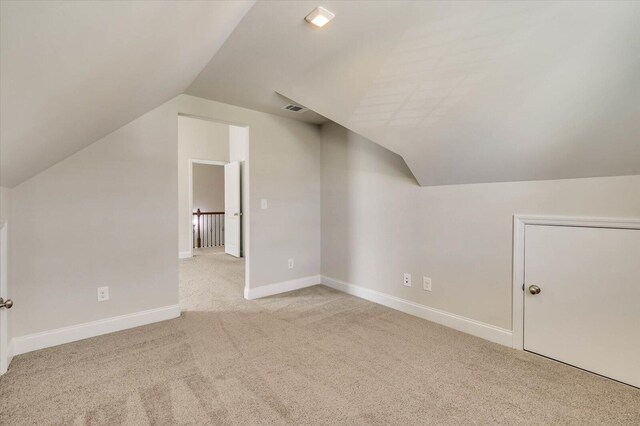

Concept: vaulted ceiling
[[2, 1, 639, 187], [0, 0, 254, 186], [274, 1, 640, 185]]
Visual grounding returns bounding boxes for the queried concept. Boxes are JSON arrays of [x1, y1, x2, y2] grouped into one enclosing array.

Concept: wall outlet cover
[[403, 273, 411, 287]]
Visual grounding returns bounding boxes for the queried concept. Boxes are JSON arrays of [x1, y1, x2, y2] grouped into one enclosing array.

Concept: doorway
[[190, 161, 227, 255], [178, 114, 250, 310], [513, 216, 640, 388]]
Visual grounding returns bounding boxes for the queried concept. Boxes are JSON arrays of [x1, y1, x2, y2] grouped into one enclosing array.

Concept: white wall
[[0, 187, 11, 226], [192, 164, 225, 213], [178, 115, 229, 255], [178, 95, 321, 289], [321, 122, 640, 330], [8, 94, 320, 339], [10, 101, 179, 338]]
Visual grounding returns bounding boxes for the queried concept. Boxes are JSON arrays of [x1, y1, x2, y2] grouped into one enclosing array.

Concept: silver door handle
[[0, 297, 13, 309], [528, 285, 541, 295], [233, 213, 243, 216]]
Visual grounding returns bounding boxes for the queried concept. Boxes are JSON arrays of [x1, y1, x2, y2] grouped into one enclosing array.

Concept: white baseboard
[[179, 250, 192, 259], [321, 276, 513, 347], [11, 304, 181, 356], [244, 275, 321, 300]]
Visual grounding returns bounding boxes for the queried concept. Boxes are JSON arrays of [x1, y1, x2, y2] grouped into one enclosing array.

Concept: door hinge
[[522, 283, 525, 291]]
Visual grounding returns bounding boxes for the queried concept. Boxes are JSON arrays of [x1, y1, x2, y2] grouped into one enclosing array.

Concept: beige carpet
[[1, 252, 639, 425]]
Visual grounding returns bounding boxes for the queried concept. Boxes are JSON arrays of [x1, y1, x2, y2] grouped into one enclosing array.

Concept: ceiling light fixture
[[305, 6, 335, 28]]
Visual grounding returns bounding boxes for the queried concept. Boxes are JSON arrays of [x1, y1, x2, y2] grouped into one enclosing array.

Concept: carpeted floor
[[1, 251, 639, 425]]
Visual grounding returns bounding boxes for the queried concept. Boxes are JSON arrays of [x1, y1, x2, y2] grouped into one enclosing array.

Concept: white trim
[[322, 276, 513, 347], [512, 215, 640, 349], [0, 222, 8, 375], [244, 275, 321, 300], [11, 304, 180, 356], [178, 112, 249, 129], [178, 250, 192, 259]]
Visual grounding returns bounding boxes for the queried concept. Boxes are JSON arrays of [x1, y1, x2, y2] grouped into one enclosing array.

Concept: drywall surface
[[192, 164, 225, 213], [321, 122, 640, 330], [0, 187, 11, 226], [10, 101, 179, 337], [8, 94, 320, 338], [178, 95, 321, 289], [177, 116, 229, 254]]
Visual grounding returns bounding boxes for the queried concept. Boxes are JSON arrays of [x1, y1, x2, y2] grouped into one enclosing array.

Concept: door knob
[[0, 297, 13, 309], [528, 285, 541, 295]]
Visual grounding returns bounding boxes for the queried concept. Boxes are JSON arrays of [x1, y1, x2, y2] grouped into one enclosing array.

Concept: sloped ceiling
[[3, 1, 639, 187], [275, 1, 640, 185], [0, 0, 254, 187]]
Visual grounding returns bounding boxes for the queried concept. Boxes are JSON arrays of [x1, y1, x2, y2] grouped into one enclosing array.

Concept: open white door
[[224, 161, 242, 257], [0, 223, 11, 375]]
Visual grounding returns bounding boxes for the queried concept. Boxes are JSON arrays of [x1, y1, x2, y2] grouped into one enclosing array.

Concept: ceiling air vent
[[282, 104, 308, 113]]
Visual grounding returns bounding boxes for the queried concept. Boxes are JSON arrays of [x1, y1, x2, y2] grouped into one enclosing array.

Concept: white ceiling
[[3, 1, 639, 187], [276, 1, 640, 185], [0, 0, 254, 187]]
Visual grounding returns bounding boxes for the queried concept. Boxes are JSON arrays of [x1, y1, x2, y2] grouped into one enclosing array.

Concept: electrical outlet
[[261, 199, 268, 209], [403, 273, 411, 287], [423, 276, 432, 292], [97, 286, 109, 302], [288, 258, 294, 269]]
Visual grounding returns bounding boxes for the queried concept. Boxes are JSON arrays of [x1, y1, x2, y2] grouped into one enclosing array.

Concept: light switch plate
[[261, 199, 268, 209], [288, 258, 294, 269], [97, 286, 109, 302], [423, 277, 432, 291]]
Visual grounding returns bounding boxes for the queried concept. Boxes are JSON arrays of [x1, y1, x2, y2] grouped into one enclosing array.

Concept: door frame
[[188, 159, 228, 258], [178, 112, 251, 299], [0, 221, 10, 374], [512, 215, 640, 350]]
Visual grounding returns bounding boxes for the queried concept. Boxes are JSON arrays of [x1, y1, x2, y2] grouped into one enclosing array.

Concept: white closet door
[[524, 225, 640, 387]]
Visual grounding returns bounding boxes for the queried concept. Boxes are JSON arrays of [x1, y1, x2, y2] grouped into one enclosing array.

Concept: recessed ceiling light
[[305, 6, 335, 28]]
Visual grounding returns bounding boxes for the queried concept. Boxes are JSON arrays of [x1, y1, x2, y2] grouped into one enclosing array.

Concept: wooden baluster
[[196, 209, 202, 248]]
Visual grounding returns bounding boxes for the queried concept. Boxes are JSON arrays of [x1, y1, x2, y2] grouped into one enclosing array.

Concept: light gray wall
[[178, 95, 321, 289], [0, 187, 11, 226], [177, 116, 229, 254], [10, 101, 179, 337], [8, 94, 320, 338], [321, 122, 640, 330], [192, 164, 225, 213]]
